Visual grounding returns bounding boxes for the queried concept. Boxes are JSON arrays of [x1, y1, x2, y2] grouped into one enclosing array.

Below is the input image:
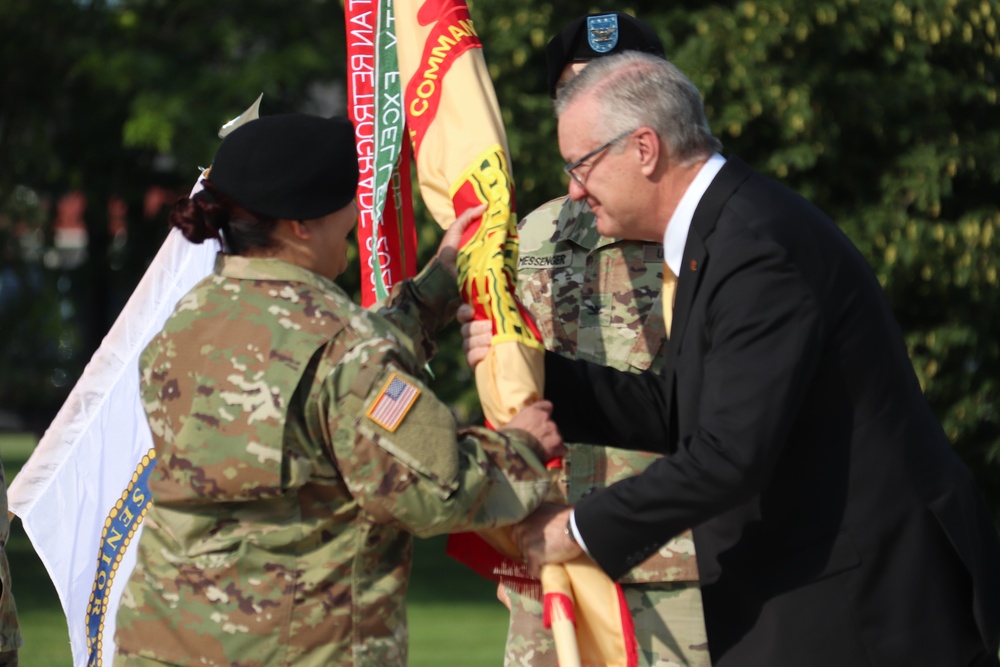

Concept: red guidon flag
[[389, 2, 637, 666], [345, 1, 418, 306]]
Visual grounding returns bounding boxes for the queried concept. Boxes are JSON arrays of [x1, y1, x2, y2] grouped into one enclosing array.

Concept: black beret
[[208, 113, 358, 220], [546, 12, 666, 98]]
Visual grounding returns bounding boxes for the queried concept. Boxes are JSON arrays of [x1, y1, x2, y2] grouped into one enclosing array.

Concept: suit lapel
[[661, 158, 753, 452], [670, 157, 754, 353]]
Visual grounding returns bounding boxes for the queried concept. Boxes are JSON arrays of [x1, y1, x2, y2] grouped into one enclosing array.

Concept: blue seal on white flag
[[587, 14, 619, 54]]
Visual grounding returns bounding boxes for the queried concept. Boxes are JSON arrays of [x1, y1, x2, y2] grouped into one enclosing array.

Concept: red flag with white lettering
[[345, 2, 418, 306]]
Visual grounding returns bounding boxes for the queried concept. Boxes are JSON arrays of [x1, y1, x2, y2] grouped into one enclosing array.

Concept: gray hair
[[555, 52, 722, 165]]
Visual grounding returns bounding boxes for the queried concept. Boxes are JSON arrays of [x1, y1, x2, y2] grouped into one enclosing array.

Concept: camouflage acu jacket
[[517, 196, 698, 584], [114, 255, 549, 667], [0, 461, 22, 657]]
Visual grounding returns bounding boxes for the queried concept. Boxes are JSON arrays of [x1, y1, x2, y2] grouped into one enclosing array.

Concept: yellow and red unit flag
[[393, 0, 546, 428], [355, 1, 639, 664]]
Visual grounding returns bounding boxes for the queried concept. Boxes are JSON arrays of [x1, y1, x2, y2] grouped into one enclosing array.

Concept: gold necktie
[[662, 263, 678, 339]]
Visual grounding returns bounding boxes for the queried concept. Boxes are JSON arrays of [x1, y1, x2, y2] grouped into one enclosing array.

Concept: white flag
[[7, 96, 264, 667], [8, 229, 216, 666]]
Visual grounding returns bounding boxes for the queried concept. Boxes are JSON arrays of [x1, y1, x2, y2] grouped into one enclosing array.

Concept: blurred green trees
[[1, 0, 998, 514], [0, 0, 351, 429]]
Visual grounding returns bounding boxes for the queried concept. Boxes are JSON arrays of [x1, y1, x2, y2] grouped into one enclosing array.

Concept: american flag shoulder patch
[[366, 372, 421, 432]]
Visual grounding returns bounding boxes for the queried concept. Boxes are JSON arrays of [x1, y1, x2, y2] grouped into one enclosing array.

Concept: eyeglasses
[[563, 128, 636, 186]]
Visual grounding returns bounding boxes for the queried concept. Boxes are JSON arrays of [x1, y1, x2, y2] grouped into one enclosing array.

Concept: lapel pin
[[690, 259, 698, 272]]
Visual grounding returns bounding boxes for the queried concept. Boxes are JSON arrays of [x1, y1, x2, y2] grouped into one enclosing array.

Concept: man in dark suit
[[462, 51, 1000, 666]]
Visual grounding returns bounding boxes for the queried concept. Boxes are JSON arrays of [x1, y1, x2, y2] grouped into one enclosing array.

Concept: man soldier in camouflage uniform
[[502, 13, 710, 667], [114, 114, 561, 667], [0, 461, 21, 667]]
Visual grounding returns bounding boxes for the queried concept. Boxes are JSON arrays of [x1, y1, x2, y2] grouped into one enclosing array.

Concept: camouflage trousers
[[503, 580, 710, 667]]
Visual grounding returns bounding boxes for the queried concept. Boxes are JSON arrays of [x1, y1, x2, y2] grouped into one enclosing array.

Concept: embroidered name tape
[[518, 251, 571, 270], [367, 372, 421, 432]]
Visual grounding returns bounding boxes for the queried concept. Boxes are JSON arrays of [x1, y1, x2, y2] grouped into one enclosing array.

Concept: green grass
[[2, 433, 73, 666], [1, 433, 509, 666], [406, 499, 511, 664], [408, 539, 510, 666]]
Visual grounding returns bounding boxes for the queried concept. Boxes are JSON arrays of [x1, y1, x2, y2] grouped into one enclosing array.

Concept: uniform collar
[[215, 253, 342, 294], [554, 197, 643, 252]]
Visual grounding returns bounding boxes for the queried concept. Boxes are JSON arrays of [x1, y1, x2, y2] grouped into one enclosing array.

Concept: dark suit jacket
[[545, 157, 1000, 666]]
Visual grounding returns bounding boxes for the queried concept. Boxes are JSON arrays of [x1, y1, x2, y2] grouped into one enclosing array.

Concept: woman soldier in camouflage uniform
[[113, 114, 563, 667]]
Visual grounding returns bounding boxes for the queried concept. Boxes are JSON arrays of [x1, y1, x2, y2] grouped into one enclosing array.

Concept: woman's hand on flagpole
[[437, 203, 487, 277]]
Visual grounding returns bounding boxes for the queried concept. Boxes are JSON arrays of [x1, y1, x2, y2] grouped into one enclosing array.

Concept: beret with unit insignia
[[545, 12, 666, 98]]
